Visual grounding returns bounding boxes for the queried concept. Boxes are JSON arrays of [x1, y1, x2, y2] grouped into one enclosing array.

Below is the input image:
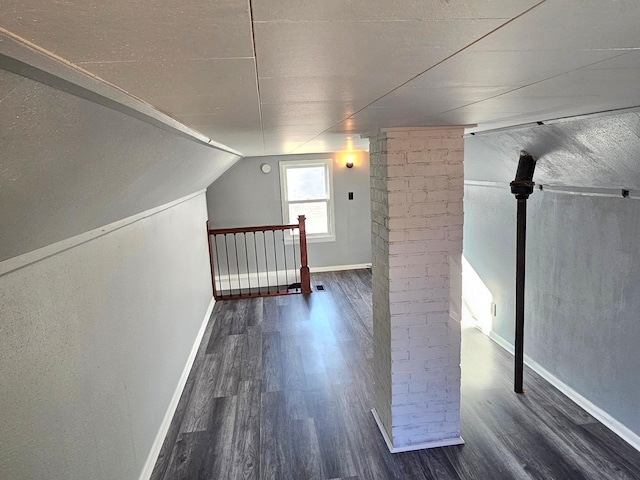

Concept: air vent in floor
[[316, 285, 325, 291]]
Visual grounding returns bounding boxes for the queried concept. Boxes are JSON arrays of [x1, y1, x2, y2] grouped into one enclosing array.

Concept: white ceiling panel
[[265, 132, 368, 156], [504, 68, 640, 100], [261, 101, 360, 128], [2, 0, 253, 62], [406, 49, 624, 89], [258, 75, 401, 105], [253, 20, 503, 79], [365, 86, 515, 117], [174, 108, 262, 130], [4, 0, 640, 157], [468, 0, 640, 52], [582, 51, 640, 70], [147, 94, 257, 118], [263, 134, 323, 155], [325, 120, 382, 136], [252, 0, 541, 22], [447, 95, 600, 115], [79, 59, 256, 101], [79, 58, 260, 115]]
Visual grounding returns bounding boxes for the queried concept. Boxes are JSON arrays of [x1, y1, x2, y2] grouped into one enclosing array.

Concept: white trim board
[[464, 180, 509, 189], [312, 263, 371, 273], [489, 331, 640, 453], [0, 190, 206, 278], [138, 297, 216, 480], [371, 409, 464, 453]]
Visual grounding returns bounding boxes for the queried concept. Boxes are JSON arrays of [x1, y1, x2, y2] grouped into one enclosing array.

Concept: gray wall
[[1, 37, 239, 479], [207, 152, 372, 269], [463, 112, 640, 439], [0, 36, 240, 262], [463, 185, 517, 340], [0, 193, 213, 480]]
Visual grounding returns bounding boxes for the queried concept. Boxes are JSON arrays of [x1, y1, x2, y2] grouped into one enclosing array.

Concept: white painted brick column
[[369, 127, 464, 452]]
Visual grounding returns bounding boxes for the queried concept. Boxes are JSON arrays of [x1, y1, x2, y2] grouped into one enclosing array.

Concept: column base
[[371, 409, 465, 453]]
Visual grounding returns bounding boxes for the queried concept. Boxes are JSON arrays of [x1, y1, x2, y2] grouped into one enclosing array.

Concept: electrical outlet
[[348, 192, 354, 200], [490, 302, 497, 316]]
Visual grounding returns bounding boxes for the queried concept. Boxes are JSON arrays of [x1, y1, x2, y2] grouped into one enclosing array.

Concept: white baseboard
[[488, 331, 515, 354], [217, 270, 298, 291], [138, 297, 216, 480], [488, 331, 640, 453], [371, 409, 464, 453], [311, 263, 371, 273]]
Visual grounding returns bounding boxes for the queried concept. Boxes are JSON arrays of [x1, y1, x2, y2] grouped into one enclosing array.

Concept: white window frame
[[279, 158, 336, 243]]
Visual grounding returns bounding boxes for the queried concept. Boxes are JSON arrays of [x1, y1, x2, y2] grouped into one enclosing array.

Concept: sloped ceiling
[[3, 0, 640, 156], [0, 36, 240, 262], [465, 111, 640, 189]]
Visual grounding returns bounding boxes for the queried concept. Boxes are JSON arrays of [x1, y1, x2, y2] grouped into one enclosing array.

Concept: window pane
[[286, 166, 327, 201], [289, 202, 328, 234]]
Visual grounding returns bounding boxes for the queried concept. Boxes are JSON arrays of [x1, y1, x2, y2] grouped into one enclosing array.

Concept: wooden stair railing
[[206, 215, 311, 300]]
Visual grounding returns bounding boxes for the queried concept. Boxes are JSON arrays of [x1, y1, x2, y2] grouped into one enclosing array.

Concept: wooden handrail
[[298, 215, 311, 294], [206, 220, 217, 299], [209, 223, 299, 235], [206, 215, 311, 299]]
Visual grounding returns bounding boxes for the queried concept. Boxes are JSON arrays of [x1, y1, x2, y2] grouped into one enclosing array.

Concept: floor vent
[[316, 285, 325, 291]]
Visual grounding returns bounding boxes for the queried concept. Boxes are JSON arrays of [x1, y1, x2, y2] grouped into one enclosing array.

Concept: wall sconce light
[[345, 154, 354, 168]]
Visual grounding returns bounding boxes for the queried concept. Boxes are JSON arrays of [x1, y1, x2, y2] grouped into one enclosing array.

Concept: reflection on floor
[[151, 269, 640, 480]]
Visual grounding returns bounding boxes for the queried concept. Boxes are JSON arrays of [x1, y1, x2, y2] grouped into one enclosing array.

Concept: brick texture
[[370, 127, 464, 449]]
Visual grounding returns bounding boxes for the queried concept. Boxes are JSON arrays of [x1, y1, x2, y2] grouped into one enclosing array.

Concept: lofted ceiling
[[3, 0, 640, 157]]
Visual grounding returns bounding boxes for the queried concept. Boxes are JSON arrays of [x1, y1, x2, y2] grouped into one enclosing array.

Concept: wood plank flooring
[[151, 269, 640, 480]]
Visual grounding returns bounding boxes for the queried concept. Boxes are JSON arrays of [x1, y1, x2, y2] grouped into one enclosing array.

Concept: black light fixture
[[510, 150, 537, 394]]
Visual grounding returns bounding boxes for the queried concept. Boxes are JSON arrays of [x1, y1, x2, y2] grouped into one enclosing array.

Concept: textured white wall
[[0, 193, 213, 480], [370, 133, 392, 436], [370, 128, 464, 450]]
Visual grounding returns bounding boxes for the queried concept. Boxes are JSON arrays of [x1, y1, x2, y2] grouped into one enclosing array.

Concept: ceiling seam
[[436, 50, 636, 118], [248, 0, 266, 155], [290, 0, 548, 153], [75, 57, 256, 65], [0, 78, 25, 104], [252, 18, 512, 24]]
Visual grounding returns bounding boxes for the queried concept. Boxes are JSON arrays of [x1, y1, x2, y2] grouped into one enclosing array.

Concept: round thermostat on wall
[[260, 163, 272, 174]]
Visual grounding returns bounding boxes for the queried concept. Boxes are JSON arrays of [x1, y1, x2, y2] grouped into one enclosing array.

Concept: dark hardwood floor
[[151, 269, 640, 480]]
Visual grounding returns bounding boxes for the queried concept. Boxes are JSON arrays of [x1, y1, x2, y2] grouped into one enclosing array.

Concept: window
[[280, 159, 335, 242]]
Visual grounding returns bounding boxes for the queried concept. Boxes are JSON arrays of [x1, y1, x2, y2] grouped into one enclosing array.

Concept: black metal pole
[[510, 150, 537, 395], [514, 197, 527, 393]]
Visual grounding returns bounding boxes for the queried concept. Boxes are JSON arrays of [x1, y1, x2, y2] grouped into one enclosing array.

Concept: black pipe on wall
[[510, 150, 537, 394]]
